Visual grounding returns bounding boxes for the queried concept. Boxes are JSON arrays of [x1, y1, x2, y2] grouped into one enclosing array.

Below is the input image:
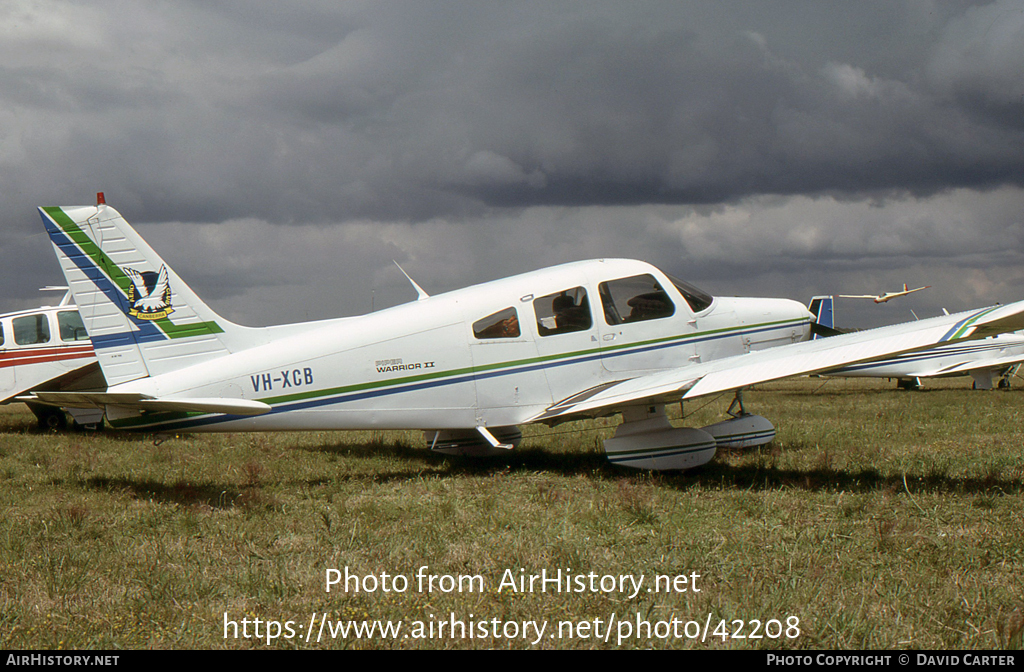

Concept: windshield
[[663, 272, 714, 313]]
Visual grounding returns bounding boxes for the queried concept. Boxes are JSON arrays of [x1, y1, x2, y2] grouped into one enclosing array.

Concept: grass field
[[1, 376, 1023, 649]]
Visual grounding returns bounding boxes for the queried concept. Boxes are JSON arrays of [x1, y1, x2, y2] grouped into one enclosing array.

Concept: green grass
[[1, 376, 1023, 649]]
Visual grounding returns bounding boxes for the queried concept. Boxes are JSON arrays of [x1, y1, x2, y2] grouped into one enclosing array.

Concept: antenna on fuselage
[[394, 261, 430, 301]]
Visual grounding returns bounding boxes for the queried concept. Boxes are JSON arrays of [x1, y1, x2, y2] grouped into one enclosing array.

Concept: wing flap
[[531, 377, 698, 422]]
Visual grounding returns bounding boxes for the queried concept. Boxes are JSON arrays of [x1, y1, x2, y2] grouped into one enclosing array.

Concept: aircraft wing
[[531, 302, 1024, 422]]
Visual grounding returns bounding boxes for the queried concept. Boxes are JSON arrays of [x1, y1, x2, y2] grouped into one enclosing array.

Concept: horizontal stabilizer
[[24, 391, 271, 416]]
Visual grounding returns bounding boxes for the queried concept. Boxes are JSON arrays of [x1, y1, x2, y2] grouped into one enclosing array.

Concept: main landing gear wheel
[[27, 403, 68, 432], [602, 391, 777, 471], [603, 404, 717, 471], [701, 390, 776, 450]]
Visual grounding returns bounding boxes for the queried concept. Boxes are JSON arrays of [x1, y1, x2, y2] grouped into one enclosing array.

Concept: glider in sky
[[840, 283, 931, 304]]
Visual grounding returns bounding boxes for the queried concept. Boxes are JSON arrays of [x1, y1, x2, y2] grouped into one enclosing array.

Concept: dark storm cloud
[[2, 1, 1022, 225], [1, 1, 1022, 325]]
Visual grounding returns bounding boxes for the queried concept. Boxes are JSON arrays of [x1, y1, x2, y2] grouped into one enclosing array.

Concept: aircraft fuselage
[[106, 259, 813, 433]]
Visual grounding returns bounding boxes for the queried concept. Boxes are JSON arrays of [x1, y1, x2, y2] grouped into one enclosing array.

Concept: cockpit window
[[13, 314, 51, 345], [0, 323, 4, 346], [599, 274, 675, 325], [473, 307, 521, 339], [664, 272, 714, 313], [534, 287, 592, 336], [58, 311, 89, 342]]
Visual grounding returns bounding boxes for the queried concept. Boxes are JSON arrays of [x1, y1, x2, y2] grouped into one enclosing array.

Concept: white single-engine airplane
[[840, 283, 931, 304], [0, 288, 102, 429], [811, 296, 1024, 390], [23, 197, 1024, 470]]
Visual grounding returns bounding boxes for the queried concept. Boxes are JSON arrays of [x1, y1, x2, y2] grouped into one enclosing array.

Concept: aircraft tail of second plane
[[39, 199, 264, 386], [808, 295, 840, 338]]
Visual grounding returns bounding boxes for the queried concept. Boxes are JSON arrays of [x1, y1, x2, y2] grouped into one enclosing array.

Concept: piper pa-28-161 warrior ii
[[24, 196, 1024, 470], [0, 287, 102, 430]]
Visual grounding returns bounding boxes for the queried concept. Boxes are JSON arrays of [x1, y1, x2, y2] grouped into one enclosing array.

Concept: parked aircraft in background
[[840, 283, 931, 304], [0, 288, 103, 429], [810, 296, 1024, 390], [23, 197, 1024, 470]]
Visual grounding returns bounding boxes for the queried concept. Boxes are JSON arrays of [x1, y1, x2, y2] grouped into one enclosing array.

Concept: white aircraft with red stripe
[[22, 195, 1024, 470], [0, 288, 102, 429]]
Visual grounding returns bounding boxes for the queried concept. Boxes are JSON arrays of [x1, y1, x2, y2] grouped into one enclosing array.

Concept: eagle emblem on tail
[[124, 265, 174, 320]]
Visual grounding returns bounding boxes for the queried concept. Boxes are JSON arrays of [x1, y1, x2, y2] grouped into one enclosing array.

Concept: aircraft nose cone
[[795, 300, 816, 323], [760, 298, 816, 343], [788, 299, 816, 340], [766, 298, 815, 322]]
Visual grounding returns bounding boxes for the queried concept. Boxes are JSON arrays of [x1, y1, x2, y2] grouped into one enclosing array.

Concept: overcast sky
[[2, 0, 1023, 329]]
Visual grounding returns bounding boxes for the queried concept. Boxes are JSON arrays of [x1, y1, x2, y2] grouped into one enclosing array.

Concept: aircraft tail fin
[[39, 198, 262, 386], [808, 295, 841, 339], [808, 295, 834, 329]]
